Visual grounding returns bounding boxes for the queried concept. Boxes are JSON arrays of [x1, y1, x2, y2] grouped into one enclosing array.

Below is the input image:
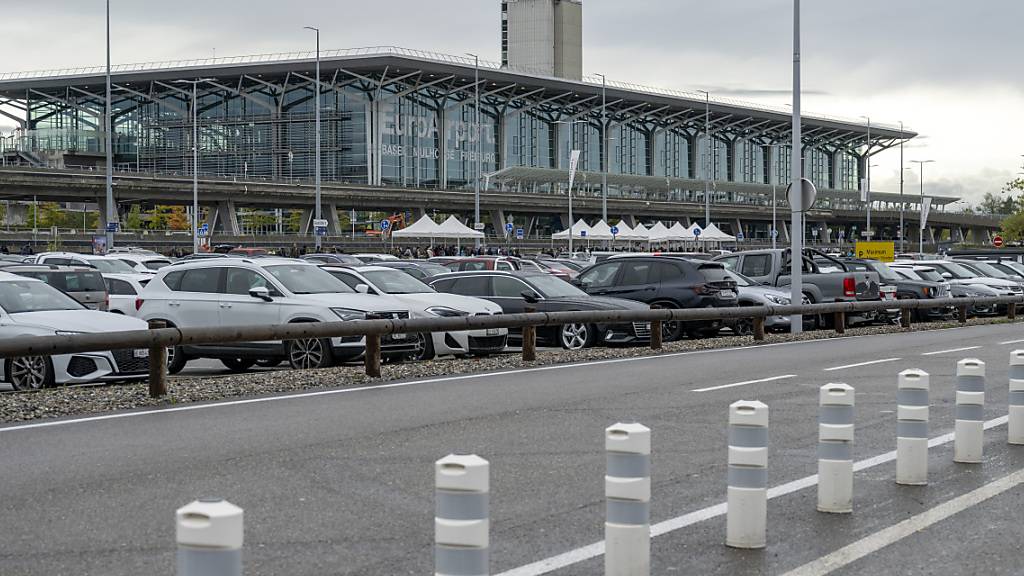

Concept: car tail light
[[693, 284, 709, 295], [135, 298, 144, 311], [843, 277, 856, 297], [105, 294, 110, 309]]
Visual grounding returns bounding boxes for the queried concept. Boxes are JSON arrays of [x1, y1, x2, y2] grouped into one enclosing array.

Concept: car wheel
[[167, 346, 188, 375], [220, 358, 256, 373], [559, 323, 593, 350], [412, 333, 435, 361], [7, 356, 55, 391], [650, 303, 684, 342], [255, 358, 283, 368], [287, 338, 334, 370]]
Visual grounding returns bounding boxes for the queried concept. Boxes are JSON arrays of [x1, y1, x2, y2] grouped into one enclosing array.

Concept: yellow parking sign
[[855, 241, 895, 262]]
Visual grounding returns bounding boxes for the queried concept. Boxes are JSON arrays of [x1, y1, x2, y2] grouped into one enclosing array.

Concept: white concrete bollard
[[605, 422, 651, 576], [897, 369, 930, 486], [954, 359, 986, 464], [726, 400, 769, 549], [435, 454, 489, 576], [1009, 350, 1024, 445], [818, 383, 855, 513], [176, 498, 243, 576]]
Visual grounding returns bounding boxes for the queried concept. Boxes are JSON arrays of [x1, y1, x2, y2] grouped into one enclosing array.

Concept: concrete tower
[[501, 0, 582, 80]]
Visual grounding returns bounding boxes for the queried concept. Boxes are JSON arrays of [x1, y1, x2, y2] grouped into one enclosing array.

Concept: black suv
[[573, 256, 738, 340]]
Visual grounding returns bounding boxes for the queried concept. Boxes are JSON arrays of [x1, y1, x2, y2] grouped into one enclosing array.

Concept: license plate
[[133, 349, 149, 359], [486, 328, 500, 336], [391, 333, 407, 340]]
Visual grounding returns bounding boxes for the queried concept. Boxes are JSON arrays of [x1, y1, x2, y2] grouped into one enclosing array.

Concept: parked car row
[[4, 246, 1024, 393]]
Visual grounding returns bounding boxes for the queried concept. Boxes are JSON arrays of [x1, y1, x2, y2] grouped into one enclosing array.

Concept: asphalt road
[[2, 323, 1023, 575]]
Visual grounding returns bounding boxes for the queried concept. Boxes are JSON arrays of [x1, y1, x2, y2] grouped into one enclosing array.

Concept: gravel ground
[[1, 317, 1019, 424]]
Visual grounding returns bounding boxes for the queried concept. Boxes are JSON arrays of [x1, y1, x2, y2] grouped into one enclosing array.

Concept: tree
[[125, 205, 144, 230], [1001, 212, 1024, 243], [167, 206, 190, 231], [977, 191, 1015, 216]]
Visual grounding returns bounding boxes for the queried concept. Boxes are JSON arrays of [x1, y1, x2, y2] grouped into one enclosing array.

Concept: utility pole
[[304, 26, 322, 250], [698, 90, 712, 228], [104, 0, 114, 251], [790, 0, 803, 334]]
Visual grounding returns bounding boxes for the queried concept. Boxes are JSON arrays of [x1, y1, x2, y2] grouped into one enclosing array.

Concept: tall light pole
[[910, 159, 935, 254], [304, 26, 322, 251], [790, 0, 803, 334], [467, 53, 482, 247], [104, 0, 114, 251], [595, 73, 608, 222], [861, 115, 871, 239], [898, 121, 905, 252], [174, 78, 214, 254], [698, 89, 712, 227]]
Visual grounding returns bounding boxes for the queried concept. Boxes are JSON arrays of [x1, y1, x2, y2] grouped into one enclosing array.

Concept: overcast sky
[[3, 0, 1022, 204]]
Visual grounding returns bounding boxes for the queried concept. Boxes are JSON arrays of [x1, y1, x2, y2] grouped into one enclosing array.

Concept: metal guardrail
[[0, 296, 1017, 397]]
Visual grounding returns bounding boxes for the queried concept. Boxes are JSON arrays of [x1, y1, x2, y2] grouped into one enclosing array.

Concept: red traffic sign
[[993, 235, 1005, 248]]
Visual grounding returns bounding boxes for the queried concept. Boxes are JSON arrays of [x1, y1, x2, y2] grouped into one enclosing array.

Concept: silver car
[[727, 270, 809, 334]]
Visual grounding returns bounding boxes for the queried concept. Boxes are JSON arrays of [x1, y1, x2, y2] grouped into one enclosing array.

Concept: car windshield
[[363, 269, 433, 294], [965, 261, 1011, 279], [932, 262, 977, 279], [528, 274, 587, 298], [999, 261, 1024, 276], [144, 260, 171, 270], [88, 258, 136, 273], [0, 279, 84, 313], [264, 264, 353, 294], [868, 262, 902, 282], [914, 268, 944, 282], [726, 271, 756, 287]]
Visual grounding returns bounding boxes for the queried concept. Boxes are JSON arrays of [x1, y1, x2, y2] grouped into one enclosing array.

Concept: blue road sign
[[693, 227, 702, 237], [610, 226, 620, 236], [580, 230, 587, 238], [515, 228, 524, 239], [197, 223, 209, 238], [737, 232, 745, 240], [505, 222, 514, 232], [380, 219, 390, 231], [771, 229, 779, 238], [315, 226, 328, 237], [106, 222, 119, 233]]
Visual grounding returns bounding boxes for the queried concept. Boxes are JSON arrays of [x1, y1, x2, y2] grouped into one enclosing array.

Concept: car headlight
[[331, 308, 366, 321], [425, 306, 469, 318], [55, 330, 84, 336], [764, 294, 791, 305]]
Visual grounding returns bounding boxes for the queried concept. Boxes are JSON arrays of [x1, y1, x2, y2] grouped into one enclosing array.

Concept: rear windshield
[[88, 259, 137, 274], [695, 263, 734, 283], [18, 271, 106, 292], [144, 260, 172, 270]]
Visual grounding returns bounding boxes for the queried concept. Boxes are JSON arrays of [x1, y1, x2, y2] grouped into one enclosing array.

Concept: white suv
[[137, 258, 418, 373], [34, 252, 140, 275]]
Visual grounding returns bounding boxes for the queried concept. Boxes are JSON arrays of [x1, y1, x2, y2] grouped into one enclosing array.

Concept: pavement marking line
[[999, 338, 1024, 345], [823, 358, 901, 372], [493, 415, 1009, 576], [921, 346, 982, 356], [780, 466, 1024, 576], [0, 323, 1010, 434], [691, 374, 797, 393]]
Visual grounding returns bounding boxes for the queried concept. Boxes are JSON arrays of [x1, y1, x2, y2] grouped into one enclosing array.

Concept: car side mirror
[[249, 286, 273, 302], [521, 290, 540, 304], [570, 277, 583, 287], [355, 283, 371, 294], [941, 272, 953, 279]]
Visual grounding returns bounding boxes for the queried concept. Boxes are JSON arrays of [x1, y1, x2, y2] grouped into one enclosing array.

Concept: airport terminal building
[[0, 1, 994, 245]]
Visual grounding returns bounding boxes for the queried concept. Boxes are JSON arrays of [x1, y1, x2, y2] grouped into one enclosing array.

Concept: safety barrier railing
[[0, 296, 1017, 399]]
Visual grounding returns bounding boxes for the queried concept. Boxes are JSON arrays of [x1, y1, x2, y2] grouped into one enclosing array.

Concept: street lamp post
[[698, 89, 712, 228], [910, 159, 935, 254], [104, 0, 114, 251], [174, 78, 214, 254], [898, 121, 905, 252], [861, 116, 871, 239], [466, 53, 482, 248], [790, 0, 803, 334], [304, 26, 322, 251], [594, 73, 608, 222]]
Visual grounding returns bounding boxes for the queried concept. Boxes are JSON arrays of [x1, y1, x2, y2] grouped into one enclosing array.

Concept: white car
[[112, 253, 173, 274], [353, 253, 400, 263], [0, 272, 151, 390], [321, 265, 507, 360], [906, 260, 1022, 296], [137, 258, 418, 373], [102, 273, 152, 316], [34, 252, 140, 275]]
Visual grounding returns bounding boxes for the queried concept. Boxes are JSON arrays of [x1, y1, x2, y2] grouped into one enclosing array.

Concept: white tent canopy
[[391, 215, 441, 238], [668, 221, 695, 241], [435, 215, 484, 239], [646, 222, 672, 242], [631, 223, 651, 241], [612, 219, 638, 240], [552, 219, 592, 240], [586, 220, 615, 241], [699, 223, 736, 241]]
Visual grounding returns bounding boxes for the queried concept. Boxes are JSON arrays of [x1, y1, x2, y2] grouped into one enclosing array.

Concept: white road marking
[[921, 346, 982, 356], [494, 416, 1009, 576], [692, 374, 797, 393], [999, 338, 1024, 346], [823, 358, 901, 372], [781, 467, 1024, 576]]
